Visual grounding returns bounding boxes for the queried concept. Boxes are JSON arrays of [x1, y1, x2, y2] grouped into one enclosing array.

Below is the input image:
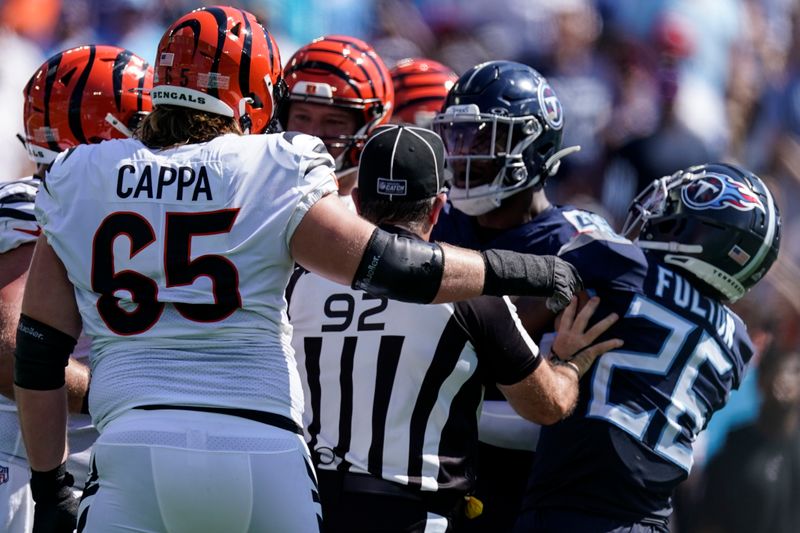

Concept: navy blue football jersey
[[434, 203, 754, 522], [526, 257, 753, 523], [432, 203, 647, 292]]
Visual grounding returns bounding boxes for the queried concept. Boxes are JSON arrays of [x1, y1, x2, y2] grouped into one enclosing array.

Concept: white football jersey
[[0, 176, 96, 483], [0, 177, 39, 420], [36, 132, 338, 431], [0, 177, 40, 256]]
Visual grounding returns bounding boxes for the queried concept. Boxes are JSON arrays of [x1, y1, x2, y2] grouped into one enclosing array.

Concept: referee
[[287, 125, 622, 532]]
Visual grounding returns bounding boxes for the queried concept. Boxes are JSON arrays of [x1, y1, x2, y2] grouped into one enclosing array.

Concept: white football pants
[[77, 409, 321, 533]]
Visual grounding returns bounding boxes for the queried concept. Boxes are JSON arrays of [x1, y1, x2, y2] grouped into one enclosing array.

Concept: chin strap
[[543, 144, 581, 176], [237, 97, 256, 134], [105, 113, 134, 137], [637, 240, 704, 254], [663, 254, 745, 302]]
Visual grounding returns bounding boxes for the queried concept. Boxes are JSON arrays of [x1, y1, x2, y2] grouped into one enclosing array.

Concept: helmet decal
[[538, 81, 563, 130], [682, 172, 765, 212]]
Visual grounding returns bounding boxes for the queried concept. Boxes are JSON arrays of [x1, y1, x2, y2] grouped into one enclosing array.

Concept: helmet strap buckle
[[238, 97, 255, 134], [105, 113, 134, 137]]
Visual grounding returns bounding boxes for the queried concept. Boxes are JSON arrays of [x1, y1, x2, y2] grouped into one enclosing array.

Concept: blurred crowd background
[[1, 0, 798, 530]]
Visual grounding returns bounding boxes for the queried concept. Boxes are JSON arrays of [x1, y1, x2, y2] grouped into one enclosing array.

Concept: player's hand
[[481, 251, 583, 308], [30, 463, 79, 533], [545, 257, 583, 313], [551, 296, 623, 378]]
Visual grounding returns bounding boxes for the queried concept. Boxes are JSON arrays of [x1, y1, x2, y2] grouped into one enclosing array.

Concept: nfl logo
[[0, 465, 9, 486]]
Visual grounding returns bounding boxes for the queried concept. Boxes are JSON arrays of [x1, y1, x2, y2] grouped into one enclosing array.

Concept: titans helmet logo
[[537, 82, 563, 130], [681, 172, 765, 212]]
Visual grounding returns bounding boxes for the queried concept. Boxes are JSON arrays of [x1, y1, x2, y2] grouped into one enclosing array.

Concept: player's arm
[[0, 243, 34, 400], [499, 297, 622, 424], [13, 236, 82, 530], [291, 193, 582, 307], [14, 236, 82, 471], [0, 243, 89, 411]]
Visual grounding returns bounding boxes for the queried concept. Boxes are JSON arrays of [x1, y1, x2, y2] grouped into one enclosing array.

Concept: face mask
[[448, 184, 502, 216]]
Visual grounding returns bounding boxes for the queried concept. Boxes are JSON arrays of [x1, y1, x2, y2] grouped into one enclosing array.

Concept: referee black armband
[[14, 314, 77, 391], [352, 227, 444, 304]]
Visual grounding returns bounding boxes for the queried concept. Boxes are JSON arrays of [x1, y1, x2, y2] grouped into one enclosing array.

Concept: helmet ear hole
[[369, 102, 384, 120], [536, 142, 553, 157], [701, 220, 726, 231], [127, 112, 148, 131], [248, 93, 264, 109], [654, 219, 682, 235]]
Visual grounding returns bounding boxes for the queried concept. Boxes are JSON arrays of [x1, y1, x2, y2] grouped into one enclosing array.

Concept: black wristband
[[14, 314, 77, 391], [481, 249, 555, 297], [30, 462, 74, 503]]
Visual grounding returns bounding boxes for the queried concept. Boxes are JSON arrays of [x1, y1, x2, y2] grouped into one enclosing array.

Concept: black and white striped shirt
[[287, 227, 542, 496], [0, 177, 40, 254]]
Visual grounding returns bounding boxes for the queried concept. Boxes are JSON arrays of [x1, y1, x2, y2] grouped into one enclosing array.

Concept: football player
[[431, 60, 584, 531], [13, 8, 581, 532], [0, 45, 152, 533], [432, 60, 781, 532], [516, 163, 780, 532], [389, 57, 458, 128], [280, 35, 394, 197]]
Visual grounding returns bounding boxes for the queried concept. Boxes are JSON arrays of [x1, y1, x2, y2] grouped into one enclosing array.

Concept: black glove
[[30, 462, 79, 533], [481, 250, 583, 313]]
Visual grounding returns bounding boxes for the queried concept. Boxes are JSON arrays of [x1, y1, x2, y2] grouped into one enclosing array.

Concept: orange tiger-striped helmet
[[390, 58, 457, 128], [153, 5, 285, 134], [22, 45, 153, 164], [281, 35, 394, 172]]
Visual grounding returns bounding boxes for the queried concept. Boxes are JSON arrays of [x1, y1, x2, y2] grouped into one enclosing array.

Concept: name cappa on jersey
[[116, 162, 215, 202]]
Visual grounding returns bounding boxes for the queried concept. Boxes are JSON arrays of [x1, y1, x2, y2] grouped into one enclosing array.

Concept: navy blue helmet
[[623, 162, 781, 302], [432, 60, 578, 215]]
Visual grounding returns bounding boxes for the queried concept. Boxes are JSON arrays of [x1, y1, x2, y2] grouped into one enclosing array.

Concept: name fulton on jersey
[[116, 162, 217, 202], [652, 264, 736, 349]]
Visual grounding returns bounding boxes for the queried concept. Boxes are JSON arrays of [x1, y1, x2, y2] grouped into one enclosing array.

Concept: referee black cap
[[358, 124, 447, 201]]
